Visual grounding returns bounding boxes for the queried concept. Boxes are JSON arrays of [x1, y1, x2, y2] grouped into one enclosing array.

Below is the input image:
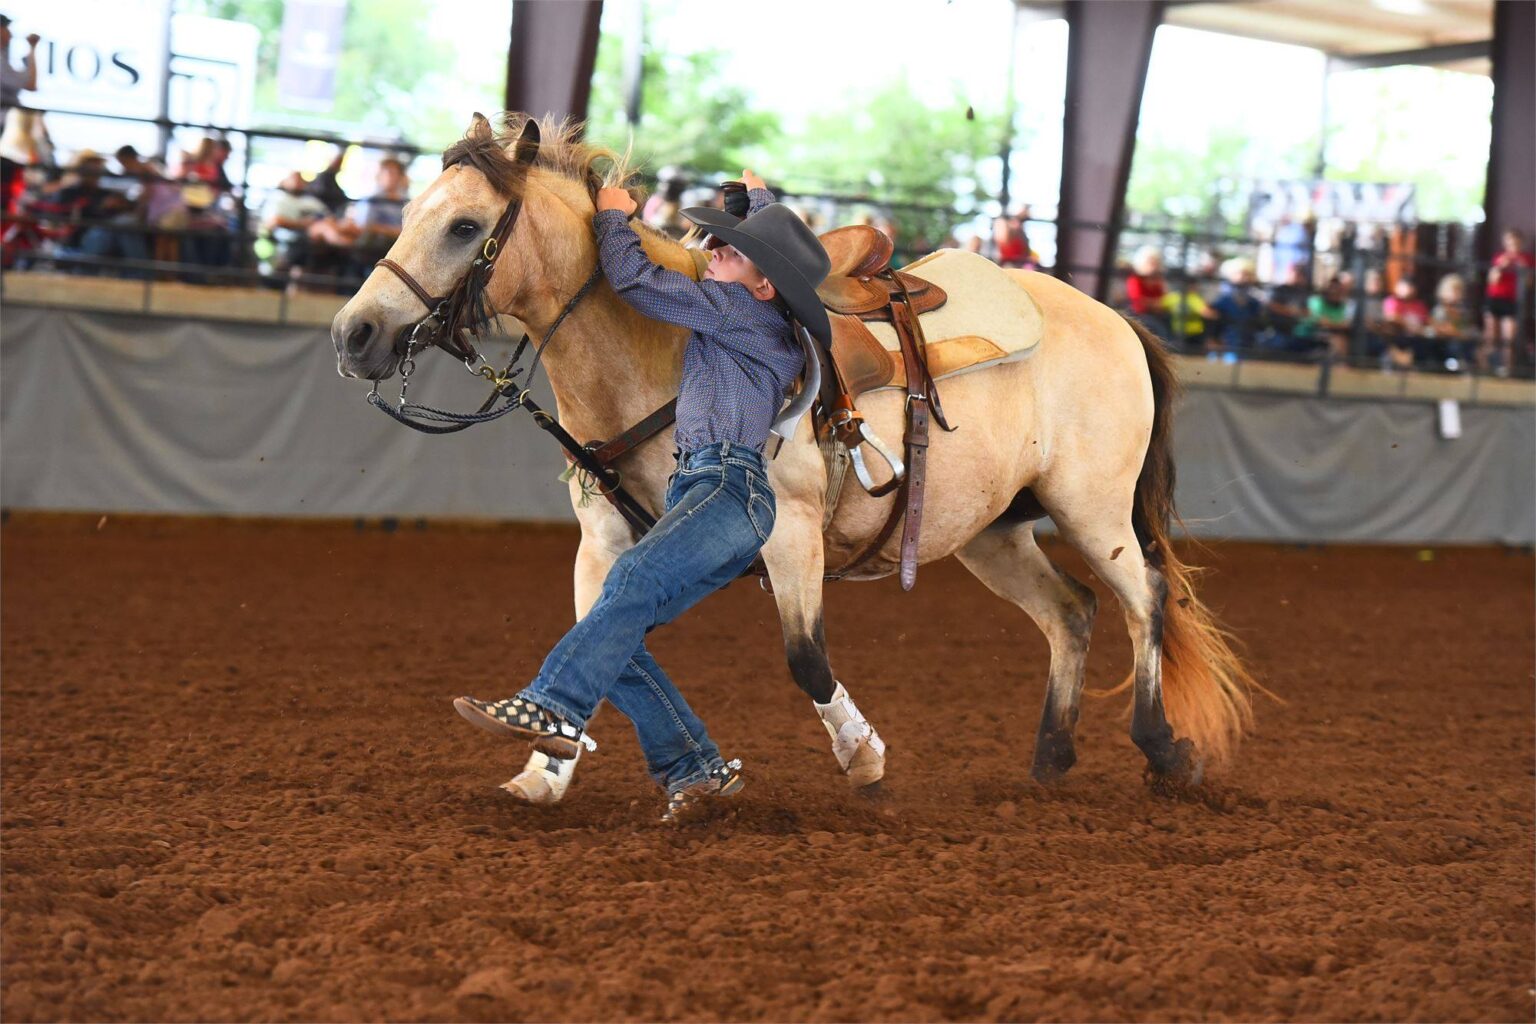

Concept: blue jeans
[[77, 226, 151, 279], [519, 441, 776, 792]]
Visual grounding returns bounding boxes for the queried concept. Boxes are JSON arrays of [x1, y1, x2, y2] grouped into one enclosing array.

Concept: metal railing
[[4, 107, 1531, 383]]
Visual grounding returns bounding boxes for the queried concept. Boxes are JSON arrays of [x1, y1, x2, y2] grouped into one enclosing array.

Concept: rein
[[366, 259, 666, 537]]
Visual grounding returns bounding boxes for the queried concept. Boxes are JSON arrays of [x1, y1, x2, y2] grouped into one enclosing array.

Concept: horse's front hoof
[[1143, 737, 1203, 797], [1031, 729, 1077, 784]]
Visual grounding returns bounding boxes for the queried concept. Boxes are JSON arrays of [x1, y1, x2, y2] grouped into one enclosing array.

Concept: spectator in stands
[[642, 168, 688, 238], [1481, 228, 1533, 377], [1431, 273, 1477, 372], [1265, 263, 1310, 352], [183, 136, 234, 190], [1355, 267, 1390, 361], [115, 145, 165, 181], [263, 171, 329, 273], [1125, 245, 1169, 339], [38, 150, 149, 275], [992, 212, 1028, 268], [353, 156, 409, 244], [179, 185, 236, 279], [308, 146, 351, 214], [1192, 251, 1222, 302], [1300, 275, 1351, 361], [0, 104, 46, 217], [265, 170, 359, 288], [1334, 268, 1360, 323], [1159, 279, 1217, 353], [1211, 257, 1265, 351], [1272, 216, 1312, 282], [0, 15, 40, 203], [1381, 277, 1429, 370]]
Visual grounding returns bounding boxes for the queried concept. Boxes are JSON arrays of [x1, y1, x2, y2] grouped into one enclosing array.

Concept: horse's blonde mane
[[443, 112, 642, 202]]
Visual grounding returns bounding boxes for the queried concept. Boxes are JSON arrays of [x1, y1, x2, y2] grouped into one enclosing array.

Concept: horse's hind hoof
[[1144, 738, 1203, 797], [1031, 729, 1077, 785], [839, 730, 886, 789]]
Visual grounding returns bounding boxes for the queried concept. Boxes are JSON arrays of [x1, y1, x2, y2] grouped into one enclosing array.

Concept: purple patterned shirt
[[592, 188, 804, 453]]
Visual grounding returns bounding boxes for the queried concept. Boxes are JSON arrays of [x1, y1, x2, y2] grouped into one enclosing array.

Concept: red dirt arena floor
[[2, 514, 1532, 1023]]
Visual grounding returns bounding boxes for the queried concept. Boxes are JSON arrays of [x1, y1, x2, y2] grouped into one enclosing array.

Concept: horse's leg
[[955, 520, 1097, 783], [1056, 507, 1200, 790], [761, 503, 886, 789], [501, 529, 626, 803]]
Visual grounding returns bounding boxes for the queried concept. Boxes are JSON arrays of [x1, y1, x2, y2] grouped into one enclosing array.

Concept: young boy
[[454, 171, 833, 823]]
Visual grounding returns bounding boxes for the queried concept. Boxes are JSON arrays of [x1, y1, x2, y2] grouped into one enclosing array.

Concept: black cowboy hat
[[683, 203, 832, 346]]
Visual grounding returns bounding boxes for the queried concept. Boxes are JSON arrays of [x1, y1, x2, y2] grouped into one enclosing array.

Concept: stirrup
[[848, 421, 904, 494]]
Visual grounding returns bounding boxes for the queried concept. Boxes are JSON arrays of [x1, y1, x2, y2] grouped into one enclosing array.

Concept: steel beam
[[1484, 0, 1534, 251], [1329, 40, 1490, 72], [505, 1, 604, 127], [1056, 0, 1165, 301]]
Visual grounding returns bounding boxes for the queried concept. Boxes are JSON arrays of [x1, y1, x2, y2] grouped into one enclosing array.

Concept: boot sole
[[452, 697, 582, 758]]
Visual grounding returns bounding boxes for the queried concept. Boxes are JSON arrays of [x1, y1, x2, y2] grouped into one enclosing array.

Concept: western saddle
[[806, 225, 955, 589], [576, 224, 955, 591]]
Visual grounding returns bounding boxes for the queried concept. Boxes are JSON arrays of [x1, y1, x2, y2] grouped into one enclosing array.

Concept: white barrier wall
[[3, 306, 1533, 544]]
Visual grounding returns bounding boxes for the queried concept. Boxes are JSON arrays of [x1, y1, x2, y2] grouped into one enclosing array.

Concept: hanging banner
[[276, 0, 348, 111]]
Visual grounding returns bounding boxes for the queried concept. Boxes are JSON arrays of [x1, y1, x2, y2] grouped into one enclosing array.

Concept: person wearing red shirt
[[992, 212, 1028, 267], [1125, 245, 1169, 338], [1482, 228, 1533, 376]]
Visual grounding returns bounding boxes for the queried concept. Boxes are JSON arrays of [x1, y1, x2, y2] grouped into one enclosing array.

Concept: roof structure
[[1021, 1, 1494, 74]]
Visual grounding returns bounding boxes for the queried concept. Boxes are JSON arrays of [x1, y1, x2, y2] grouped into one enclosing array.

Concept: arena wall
[[2, 305, 1532, 544]]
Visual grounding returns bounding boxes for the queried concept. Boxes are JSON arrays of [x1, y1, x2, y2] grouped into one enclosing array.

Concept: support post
[[1483, 0, 1535, 256], [505, 1, 604, 128], [1055, 0, 1164, 301]]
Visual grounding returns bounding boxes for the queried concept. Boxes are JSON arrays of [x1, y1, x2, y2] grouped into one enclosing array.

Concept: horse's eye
[[451, 221, 479, 240]]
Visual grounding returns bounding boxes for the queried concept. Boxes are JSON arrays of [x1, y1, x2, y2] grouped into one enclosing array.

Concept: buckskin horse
[[330, 113, 1255, 803]]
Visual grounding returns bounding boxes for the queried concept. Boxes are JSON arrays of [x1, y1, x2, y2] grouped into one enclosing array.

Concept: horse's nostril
[[346, 320, 376, 354]]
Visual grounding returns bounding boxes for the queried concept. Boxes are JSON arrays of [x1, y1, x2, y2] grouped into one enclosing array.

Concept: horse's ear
[[467, 111, 492, 137], [512, 117, 541, 165]]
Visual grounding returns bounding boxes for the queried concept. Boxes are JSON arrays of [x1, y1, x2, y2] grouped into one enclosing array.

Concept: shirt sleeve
[[593, 208, 729, 334], [746, 187, 777, 216]]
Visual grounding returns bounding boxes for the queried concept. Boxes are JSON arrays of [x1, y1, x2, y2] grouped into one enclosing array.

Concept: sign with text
[[2, 0, 170, 119]]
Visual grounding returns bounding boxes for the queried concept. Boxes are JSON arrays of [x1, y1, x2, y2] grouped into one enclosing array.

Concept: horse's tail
[[1123, 315, 1257, 770]]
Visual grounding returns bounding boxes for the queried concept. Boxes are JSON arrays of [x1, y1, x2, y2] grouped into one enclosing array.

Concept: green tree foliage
[[589, 34, 1003, 248], [585, 30, 780, 176], [782, 77, 1006, 247], [1126, 122, 1313, 234]]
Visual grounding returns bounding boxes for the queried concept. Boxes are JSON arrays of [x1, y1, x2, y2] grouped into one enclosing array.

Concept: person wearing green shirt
[[1299, 275, 1351, 361]]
